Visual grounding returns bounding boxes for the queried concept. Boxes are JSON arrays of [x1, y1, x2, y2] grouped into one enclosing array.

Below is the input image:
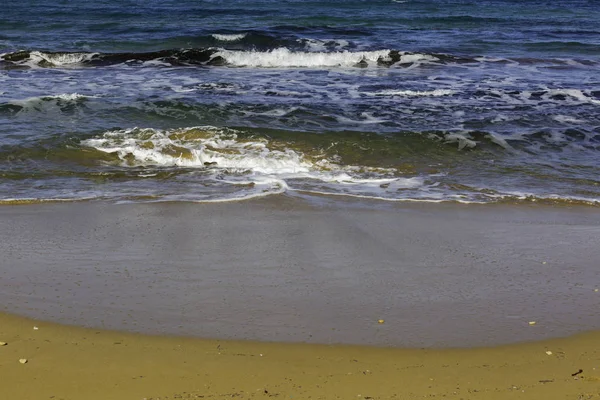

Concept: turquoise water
[[1, 0, 600, 204]]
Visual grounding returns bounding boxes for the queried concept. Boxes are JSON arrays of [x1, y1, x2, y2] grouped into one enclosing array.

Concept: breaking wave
[[1, 48, 445, 69], [211, 33, 248, 42], [213, 48, 394, 67], [5, 47, 595, 71], [74, 126, 441, 202], [1, 125, 599, 205]]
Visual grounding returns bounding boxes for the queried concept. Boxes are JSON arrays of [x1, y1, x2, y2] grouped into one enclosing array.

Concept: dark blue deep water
[[1, 0, 600, 203]]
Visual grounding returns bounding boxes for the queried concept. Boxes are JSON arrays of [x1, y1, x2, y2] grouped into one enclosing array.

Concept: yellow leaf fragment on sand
[[529, 321, 536, 326], [19, 359, 27, 364], [542, 261, 547, 265], [33, 326, 39, 330], [0, 342, 7, 346], [545, 351, 553, 355], [378, 319, 385, 324]]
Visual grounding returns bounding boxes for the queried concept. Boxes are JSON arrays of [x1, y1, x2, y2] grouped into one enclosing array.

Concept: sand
[[0, 196, 599, 398], [0, 311, 599, 399]]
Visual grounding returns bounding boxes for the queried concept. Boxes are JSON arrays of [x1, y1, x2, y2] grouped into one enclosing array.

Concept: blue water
[[1, 0, 600, 204]]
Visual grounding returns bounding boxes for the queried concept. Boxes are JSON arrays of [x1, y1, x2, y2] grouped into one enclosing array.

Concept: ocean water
[[1, 0, 599, 204]]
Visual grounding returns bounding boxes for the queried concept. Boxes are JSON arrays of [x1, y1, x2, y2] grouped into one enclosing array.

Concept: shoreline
[[1, 311, 599, 399], [1, 195, 599, 347]]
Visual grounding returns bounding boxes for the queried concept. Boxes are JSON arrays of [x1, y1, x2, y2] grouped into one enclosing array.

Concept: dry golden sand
[[0, 312, 599, 400]]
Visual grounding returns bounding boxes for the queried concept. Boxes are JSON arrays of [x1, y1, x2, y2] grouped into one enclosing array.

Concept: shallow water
[[1, 0, 599, 204], [1, 200, 600, 346]]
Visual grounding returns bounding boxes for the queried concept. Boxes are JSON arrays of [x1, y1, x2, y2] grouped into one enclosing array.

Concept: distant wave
[[1, 49, 218, 68], [4, 48, 594, 71], [211, 33, 248, 42], [30, 51, 98, 66], [0, 48, 458, 69], [213, 48, 394, 67], [366, 89, 454, 97]]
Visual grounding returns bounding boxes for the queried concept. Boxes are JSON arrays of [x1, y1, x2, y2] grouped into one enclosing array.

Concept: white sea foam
[[212, 48, 391, 68], [335, 112, 390, 125], [488, 191, 600, 206], [46, 93, 89, 101], [293, 190, 472, 203], [262, 89, 313, 98], [547, 89, 600, 105], [0, 197, 96, 204], [10, 93, 90, 103], [142, 59, 174, 67], [28, 51, 96, 66], [302, 39, 351, 52], [486, 133, 513, 150], [240, 107, 300, 118], [396, 53, 438, 64], [552, 114, 586, 124], [427, 131, 478, 150], [211, 33, 247, 42], [6, 93, 92, 115], [83, 127, 312, 173], [369, 89, 454, 97]]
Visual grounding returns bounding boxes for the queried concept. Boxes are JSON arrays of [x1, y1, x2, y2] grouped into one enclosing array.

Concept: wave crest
[[1, 48, 441, 69], [211, 33, 248, 42]]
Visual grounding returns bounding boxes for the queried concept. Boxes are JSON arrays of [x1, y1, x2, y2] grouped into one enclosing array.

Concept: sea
[[1, 0, 599, 205]]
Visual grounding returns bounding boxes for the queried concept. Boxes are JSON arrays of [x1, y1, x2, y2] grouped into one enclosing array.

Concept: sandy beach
[[1, 196, 599, 398], [1, 311, 599, 399]]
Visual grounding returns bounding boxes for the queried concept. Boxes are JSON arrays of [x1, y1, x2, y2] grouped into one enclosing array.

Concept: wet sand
[[1, 311, 599, 399], [0, 195, 599, 347]]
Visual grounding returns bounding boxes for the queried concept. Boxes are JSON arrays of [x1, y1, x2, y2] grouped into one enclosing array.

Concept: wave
[[4, 47, 596, 70], [71, 126, 523, 204], [0, 93, 91, 115], [1, 49, 217, 67], [366, 89, 454, 97], [2, 126, 600, 205], [213, 48, 395, 67], [0, 48, 449, 69], [472, 88, 600, 108], [81, 126, 313, 173], [547, 88, 600, 105], [300, 38, 352, 52], [2, 192, 599, 207], [9, 49, 597, 73], [74, 126, 426, 202], [41, 93, 90, 101], [30, 51, 98, 67], [211, 33, 248, 42]]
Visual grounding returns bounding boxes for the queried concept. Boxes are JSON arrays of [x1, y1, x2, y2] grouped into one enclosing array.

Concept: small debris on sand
[[529, 321, 536, 326], [0, 342, 7, 346], [545, 351, 553, 356], [19, 359, 27, 364], [377, 319, 385, 324]]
